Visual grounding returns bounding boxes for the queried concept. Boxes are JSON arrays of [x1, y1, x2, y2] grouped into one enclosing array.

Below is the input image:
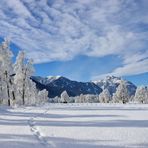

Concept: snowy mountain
[[31, 76, 102, 98], [31, 75, 137, 98], [93, 76, 137, 96]]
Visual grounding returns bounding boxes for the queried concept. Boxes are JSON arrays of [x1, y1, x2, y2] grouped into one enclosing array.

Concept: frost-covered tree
[[84, 94, 99, 103], [13, 51, 25, 105], [68, 97, 75, 103], [79, 94, 85, 103], [74, 96, 81, 103], [0, 62, 3, 104], [0, 67, 4, 104], [60, 90, 69, 103], [112, 93, 118, 103], [99, 89, 111, 103], [14, 51, 37, 105], [25, 79, 38, 105], [51, 96, 59, 103], [75, 94, 85, 103], [134, 86, 148, 104], [75, 94, 99, 103], [0, 39, 14, 106], [0, 40, 48, 106], [14, 50, 49, 106], [112, 80, 129, 104], [129, 95, 135, 102], [37, 89, 48, 104]]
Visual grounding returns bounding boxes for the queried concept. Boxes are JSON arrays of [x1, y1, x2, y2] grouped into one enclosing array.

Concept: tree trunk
[[5, 71, 11, 106], [22, 82, 25, 105], [22, 68, 27, 105], [12, 91, 15, 101], [9, 79, 16, 101], [8, 98, 10, 106]]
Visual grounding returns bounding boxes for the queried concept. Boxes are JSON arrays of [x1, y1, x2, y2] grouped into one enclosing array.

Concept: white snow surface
[[1, 103, 148, 148], [47, 76, 61, 82]]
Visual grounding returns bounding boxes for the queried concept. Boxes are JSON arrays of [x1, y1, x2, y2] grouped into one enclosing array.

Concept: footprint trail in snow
[[28, 108, 56, 148]]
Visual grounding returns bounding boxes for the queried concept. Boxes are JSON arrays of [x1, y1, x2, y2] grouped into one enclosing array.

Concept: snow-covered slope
[[93, 76, 137, 96], [31, 76, 62, 85], [1, 103, 148, 148]]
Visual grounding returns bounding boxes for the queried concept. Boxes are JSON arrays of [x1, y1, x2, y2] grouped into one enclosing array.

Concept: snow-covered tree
[[0, 62, 3, 104], [99, 89, 111, 103], [14, 51, 38, 105], [25, 79, 38, 105], [112, 80, 130, 104], [129, 95, 135, 102], [79, 94, 85, 103], [68, 97, 75, 103], [37, 89, 48, 104], [75, 94, 99, 103], [0, 39, 14, 106], [134, 86, 148, 104], [13, 51, 25, 105], [0, 40, 49, 106], [0, 67, 4, 104], [75, 94, 85, 103], [74, 96, 81, 103], [84, 94, 99, 103], [60, 90, 69, 103], [51, 96, 59, 103], [112, 93, 118, 103]]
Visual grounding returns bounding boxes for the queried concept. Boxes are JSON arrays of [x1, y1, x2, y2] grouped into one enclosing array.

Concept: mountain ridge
[[31, 76, 102, 98], [31, 75, 137, 98]]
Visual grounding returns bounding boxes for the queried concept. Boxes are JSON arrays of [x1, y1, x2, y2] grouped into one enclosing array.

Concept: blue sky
[[0, 0, 148, 85]]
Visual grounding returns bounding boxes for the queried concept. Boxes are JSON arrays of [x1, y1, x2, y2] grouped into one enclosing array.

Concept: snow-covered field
[[1, 103, 148, 148]]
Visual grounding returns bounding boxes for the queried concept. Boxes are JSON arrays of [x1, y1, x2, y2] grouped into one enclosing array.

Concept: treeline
[[0, 39, 48, 106]]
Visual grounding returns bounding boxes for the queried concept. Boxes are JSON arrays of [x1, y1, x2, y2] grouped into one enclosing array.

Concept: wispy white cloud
[[93, 58, 148, 80], [0, 0, 148, 78]]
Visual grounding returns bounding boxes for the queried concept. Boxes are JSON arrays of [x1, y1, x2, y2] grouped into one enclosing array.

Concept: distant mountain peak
[[93, 75, 136, 96], [105, 75, 121, 80], [47, 75, 62, 82], [93, 75, 122, 84], [47, 75, 61, 79]]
